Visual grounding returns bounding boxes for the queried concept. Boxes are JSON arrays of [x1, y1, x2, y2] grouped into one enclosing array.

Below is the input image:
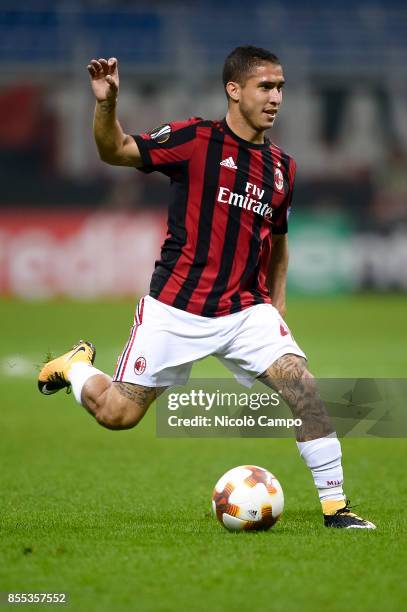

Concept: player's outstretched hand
[[87, 57, 119, 103]]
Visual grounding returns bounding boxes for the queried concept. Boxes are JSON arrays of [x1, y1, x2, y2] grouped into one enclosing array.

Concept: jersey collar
[[221, 118, 270, 150]]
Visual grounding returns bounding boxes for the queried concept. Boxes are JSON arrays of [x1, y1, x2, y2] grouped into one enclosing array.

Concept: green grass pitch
[[0, 294, 406, 611]]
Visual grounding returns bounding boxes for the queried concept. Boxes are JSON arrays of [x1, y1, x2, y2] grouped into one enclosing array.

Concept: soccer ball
[[212, 465, 284, 531]]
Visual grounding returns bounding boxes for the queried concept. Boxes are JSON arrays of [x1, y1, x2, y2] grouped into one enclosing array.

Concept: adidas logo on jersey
[[220, 156, 238, 170]]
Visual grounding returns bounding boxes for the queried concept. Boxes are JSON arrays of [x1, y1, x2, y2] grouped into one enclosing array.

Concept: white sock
[[296, 434, 345, 503], [68, 362, 105, 405]]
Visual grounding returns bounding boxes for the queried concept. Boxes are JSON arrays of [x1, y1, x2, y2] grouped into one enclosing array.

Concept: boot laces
[[336, 500, 363, 520]]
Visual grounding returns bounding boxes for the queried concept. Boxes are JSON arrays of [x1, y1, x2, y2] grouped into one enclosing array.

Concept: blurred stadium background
[[1, 0, 407, 300], [1, 3, 406, 610]]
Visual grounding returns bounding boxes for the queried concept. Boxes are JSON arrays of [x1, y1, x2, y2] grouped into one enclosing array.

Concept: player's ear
[[226, 81, 240, 102]]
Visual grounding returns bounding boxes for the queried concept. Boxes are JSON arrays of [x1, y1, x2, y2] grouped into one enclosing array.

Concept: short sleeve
[[133, 117, 200, 177], [272, 157, 296, 235]]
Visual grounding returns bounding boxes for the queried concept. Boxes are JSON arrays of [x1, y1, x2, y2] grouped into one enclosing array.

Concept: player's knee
[[288, 356, 315, 382], [98, 405, 142, 430], [301, 368, 314, 381], [283, 354, 310, 381], [98, 395, 145, 430]]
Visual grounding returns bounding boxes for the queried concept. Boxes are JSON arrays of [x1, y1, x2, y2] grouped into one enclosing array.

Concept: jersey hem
[[149, 292, 272, 318]]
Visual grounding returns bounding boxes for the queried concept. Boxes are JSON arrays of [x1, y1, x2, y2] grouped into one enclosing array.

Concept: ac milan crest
[[134, 356, 146, 375], [274, 167, 284, 191]]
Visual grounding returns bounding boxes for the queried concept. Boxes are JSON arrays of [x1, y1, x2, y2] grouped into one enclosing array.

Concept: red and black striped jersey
[[133, 117, 296, 318]]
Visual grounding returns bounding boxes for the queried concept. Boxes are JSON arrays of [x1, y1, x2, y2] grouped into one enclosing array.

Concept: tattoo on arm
[[258, 354, 334, 441], [98, 100, 117, 114]]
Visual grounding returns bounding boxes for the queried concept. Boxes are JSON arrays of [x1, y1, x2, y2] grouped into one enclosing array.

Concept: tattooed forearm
[[258, 354, 334, 441]]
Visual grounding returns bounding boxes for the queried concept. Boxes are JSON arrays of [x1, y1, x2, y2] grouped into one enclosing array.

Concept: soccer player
[[39, 46, 375, 529]]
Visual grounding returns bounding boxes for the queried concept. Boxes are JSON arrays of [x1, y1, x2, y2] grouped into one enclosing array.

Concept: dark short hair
[[223, 46, 281, 96]]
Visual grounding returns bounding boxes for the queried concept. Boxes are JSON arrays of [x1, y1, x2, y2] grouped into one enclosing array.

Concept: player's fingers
[[98, 58, 108, 73], [87, 64, 96, 77], [90, 59, 102, 72], [107, 57, 117, 74]]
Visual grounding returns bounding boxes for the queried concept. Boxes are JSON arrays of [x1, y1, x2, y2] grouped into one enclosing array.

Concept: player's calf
[[258, 353, 333, 441], [83, 381, 158, 430]]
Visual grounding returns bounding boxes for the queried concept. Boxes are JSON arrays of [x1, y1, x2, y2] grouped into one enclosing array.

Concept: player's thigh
[[217, 304, 306, 386]]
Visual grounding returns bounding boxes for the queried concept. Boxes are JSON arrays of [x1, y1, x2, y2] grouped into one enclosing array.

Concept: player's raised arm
[[87, 57, 142, 167]]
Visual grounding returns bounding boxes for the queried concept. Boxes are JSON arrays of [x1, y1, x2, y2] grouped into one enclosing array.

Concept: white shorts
[[113, 295, 306, 388]]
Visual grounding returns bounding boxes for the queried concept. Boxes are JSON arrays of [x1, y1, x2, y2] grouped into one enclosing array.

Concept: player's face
[[237, 63, 285, 132]]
